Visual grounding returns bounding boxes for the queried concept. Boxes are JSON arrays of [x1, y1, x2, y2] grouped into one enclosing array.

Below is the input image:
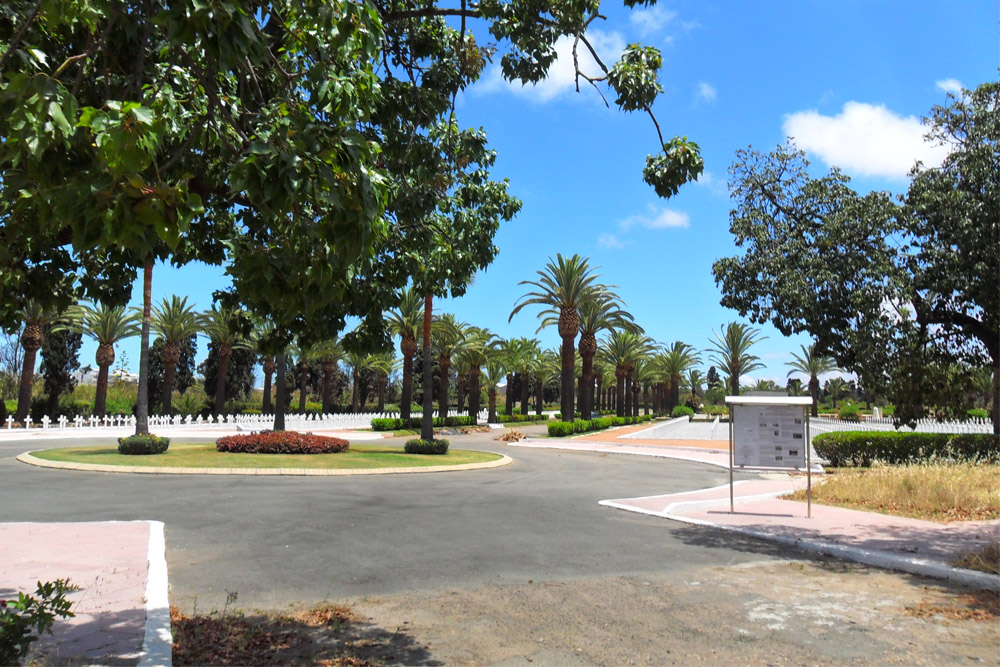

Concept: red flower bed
[[216, 431, 349, 455]]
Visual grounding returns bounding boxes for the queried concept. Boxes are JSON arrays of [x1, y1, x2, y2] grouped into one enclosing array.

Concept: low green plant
[[0, 579, 75, 665], [838, 403, 861, 422], [671, 405, 695, 418], [371, 416, 476, 431], [967, 408, 990, 420], [404, 438, 450, 455], [813, 431, 999, 467], [118, 434, 171, 455], [547, 414, 652, 437]]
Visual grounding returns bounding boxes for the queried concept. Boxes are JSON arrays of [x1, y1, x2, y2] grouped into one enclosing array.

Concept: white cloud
[[935, 78, 963, 95], [597, 233, 627, 249], [620, 204, 690, 231], [696, 82, 717, 103], [783, 101, 950, 179], [475, 30, 625, 103], [630, 6, 678, 37]]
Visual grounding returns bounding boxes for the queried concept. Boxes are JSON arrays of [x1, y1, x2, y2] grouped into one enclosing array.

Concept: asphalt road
[[2, 427, 783, 610]]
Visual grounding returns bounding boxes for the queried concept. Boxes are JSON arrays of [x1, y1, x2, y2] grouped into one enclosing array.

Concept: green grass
[[32, 442, 501, 469]]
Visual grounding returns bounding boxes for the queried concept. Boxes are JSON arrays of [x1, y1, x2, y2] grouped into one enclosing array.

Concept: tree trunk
[[595, 377, 603, 413], [298, 361, 309, 413], [94, 363, 110, 416], [456, 373, 466, 415], [214, 346, 231, 417], [624, 370, 633, 416], [488, 388, 497, 423], [273, 352, 286, 431], [135, 261, 153, 435], [321, 362, 333, 413], [352, 371, 361, 412], [643, 385, 650, 416], [992, 356, 999, 436], [520, 372, 530, 415], [469, 367, 481, 420], [421, 294, 434, 441], [809, 376, 820, 418], [504, 374, 513, 416], [161, 358, 177, 415], [560, 335, 575, 421], [15, 344, 39, 423], [400, 350, 413, 420], [438, 357, 450, 420], [668, 376, 680, 412], [535, 377, 543, 416], [580, 353, 594, 419], [377, 376, 386, 412], [615, 370, 625, 418], [262, 358, 274, 414]]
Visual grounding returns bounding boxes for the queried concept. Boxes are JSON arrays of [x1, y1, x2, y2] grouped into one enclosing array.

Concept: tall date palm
[[707, 322, 766, 397], [510, 254, 600, 421], [786, 343, 841, 417], [387, 287, 423, 420], [62, 301, 140, 418], [151, 296, 201, 415]]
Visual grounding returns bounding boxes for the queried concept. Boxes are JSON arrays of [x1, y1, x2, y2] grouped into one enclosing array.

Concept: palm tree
[[14, 301, 60, 422], [312, 339, 344, 413], [569, 290, 638, 419], [513, 338, 541, 415], [61, 301, 140, 418], [458, 327, 495, 420], [686, 368, 704, 404], [248, 318, 277, 414], [657, 341, 701, 413], [151, 296, 201, 415], [632, 356, 656, 416], [510, 254, 600, 422], [387, 287, 423, 420], [825, 376, 849, 407], [481, 355, 507, 424], [600, 330, 654, 418], [367, 353, 396, 412], [432, 313, 467, 419], [343, 349, 372, 413], [200, 305, 249, 416], [532, 346, 558, 415], [749, 378, 779, 392], [786, 343, 841, 417], [707, 323, 767, 396]]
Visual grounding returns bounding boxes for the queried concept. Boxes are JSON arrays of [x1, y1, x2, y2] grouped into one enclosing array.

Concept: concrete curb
[[601, 501, 1000, 592], [16, 451, 513, 476], [139, 521, 172, 667]]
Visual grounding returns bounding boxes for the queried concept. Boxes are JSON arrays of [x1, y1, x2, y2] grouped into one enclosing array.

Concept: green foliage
[[117, 434, 170, 455], [547, 414, 652, 437], [838, 403, 861, 422], [671, 405, 695, 418], [494, 413, 549, 424], [968, 408, 990, 420], [813, 432, 999, 467], [0, 579, 75, 665], [643, 136, 705, 199], [216, 432, 349, 455], [608, 45, 663, 112], [404, 438, 450, 455], [40, 325, 81, 414], [371, 416, 476, 431]]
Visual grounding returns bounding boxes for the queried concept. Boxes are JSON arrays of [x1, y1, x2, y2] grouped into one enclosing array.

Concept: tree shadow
[[27, 606, 145, 666]]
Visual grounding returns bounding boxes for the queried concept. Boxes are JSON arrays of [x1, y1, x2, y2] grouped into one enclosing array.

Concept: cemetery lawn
[[786, 463, 1000, 523], [32, 442, 502, 469]]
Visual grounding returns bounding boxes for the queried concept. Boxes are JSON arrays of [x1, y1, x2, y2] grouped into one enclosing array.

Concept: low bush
[[547, 414, 652, 437], [671, 405, 695, 418], [117, 434, 170, 455], [838, 403, 862, 422], [0, 579, 75, 665], [968, 408, 990, 420], [404, 438, 450, 455], [370, 416, 476, 431], [812, 431, 1000, 467], [495, 414, 548, 424], [216, 431, 349, 454]]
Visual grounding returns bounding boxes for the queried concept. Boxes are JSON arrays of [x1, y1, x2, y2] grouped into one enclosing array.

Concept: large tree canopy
[[713, 80, 999, 430]]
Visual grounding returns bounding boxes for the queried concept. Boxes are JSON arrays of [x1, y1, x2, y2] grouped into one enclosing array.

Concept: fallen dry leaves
[[904, 591, 999, 621]]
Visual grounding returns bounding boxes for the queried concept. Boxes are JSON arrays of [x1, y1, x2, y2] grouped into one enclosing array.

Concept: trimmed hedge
[[494, 414, 549, 424], [216, 431, 349, 454], [671, 405, 695, 418], [404, 438, 450, 455], [812, 431, 999, 467], [548, 414, 653, 437], [118, 434, 170, 455], [370, 416, 477, 431]]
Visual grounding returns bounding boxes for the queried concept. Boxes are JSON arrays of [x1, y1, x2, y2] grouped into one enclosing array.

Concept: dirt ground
[[333, 558, 999, 666]]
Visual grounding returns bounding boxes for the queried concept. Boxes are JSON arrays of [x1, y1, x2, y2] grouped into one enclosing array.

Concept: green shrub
[[404, 438, 450, 454], [371, 416, 476, 430], [812, 431, 1000, 467], [0, 579, 75, 664], [968, 408, 990, 420], [117, 434, 170, 455], [547, 421, 575, 437], [671, 405, 695, 418], [838, 403, 861, 422], [547, 415, 651, 437], [216, 431, 348, 454], [496, 413, 548, 424]]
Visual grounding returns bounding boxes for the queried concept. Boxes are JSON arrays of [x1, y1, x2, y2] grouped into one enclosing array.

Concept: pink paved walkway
[[0, 521, 153, 665]]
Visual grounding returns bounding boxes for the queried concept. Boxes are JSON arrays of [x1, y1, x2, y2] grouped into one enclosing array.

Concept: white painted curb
[[139, 521, 172, 667]]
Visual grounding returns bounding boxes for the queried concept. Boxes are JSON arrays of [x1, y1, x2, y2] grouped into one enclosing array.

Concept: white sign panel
[[732, 404, 806, 469]]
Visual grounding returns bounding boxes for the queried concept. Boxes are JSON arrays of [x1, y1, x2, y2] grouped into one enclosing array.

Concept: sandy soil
[[338, 558, 999, 666]]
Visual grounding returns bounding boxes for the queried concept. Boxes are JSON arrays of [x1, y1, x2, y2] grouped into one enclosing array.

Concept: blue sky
[[95, 0, 995, 385]]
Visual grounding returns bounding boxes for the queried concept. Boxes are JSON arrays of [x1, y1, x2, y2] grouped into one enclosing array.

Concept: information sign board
[[732, 404, 806, 469]]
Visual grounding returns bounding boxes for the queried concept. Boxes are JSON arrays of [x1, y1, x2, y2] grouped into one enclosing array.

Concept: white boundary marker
[[139, 521, 172, 667]]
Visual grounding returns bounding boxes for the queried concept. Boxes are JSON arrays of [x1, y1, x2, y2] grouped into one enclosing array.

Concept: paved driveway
[[2, 427, 775, 610]]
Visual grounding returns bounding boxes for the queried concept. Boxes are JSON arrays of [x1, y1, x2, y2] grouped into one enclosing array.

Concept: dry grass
[[787, 463, 1000, 523], [952, 543, 1000, 575]]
